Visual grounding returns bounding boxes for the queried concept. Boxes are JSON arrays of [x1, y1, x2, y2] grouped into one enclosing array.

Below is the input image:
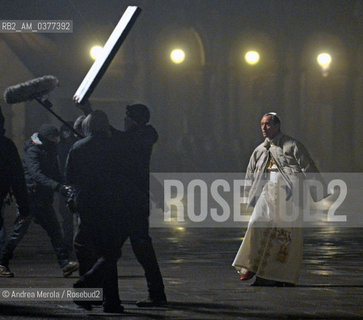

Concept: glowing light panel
[[74, 6, 141, 104]]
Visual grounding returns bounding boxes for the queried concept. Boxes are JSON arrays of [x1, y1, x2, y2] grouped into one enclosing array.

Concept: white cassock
[[232, 172, 303, 284]]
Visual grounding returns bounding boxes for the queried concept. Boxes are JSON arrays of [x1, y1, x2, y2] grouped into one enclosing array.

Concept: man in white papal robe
[[232, 112, 325, 286]]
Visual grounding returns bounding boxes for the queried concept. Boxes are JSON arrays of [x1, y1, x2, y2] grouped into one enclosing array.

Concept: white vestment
[[232, 173, 303, 284]]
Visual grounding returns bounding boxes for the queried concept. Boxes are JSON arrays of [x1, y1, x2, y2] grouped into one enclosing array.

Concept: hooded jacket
[[244, 132, 325, 207], [23, 132, 62, 202]]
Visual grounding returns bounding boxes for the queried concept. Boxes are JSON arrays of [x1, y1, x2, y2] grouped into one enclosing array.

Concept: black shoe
[[73, 279, 85, 288], [0, 265, 14, 278], [63, 261, 79, 277], [72, 280, 92, 310], [136, 297, 167, 307], [252, 276, 294, 287], [280, 282, 295, 287], [103, 304, 124, 313], [73, 299, 92, 311], [251, 277, 278, 286]]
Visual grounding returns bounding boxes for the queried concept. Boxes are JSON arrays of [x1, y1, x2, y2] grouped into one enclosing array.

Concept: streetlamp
[[170, 49, 185, 64], [244, 51, 260, 65], [317, 52, 332, 76], [90, 45, 103, 60]]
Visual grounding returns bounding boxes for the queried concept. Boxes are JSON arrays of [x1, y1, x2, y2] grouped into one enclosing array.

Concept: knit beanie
[[126, 104, 150, 125], [38, 124, 59, 140]]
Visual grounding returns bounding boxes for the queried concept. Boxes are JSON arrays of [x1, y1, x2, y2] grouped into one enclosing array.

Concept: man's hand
[[63, 186, 77, 213], [73, 98, 92, 116]]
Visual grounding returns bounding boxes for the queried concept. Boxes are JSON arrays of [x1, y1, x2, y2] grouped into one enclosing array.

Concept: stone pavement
[[0, 219, 362, 319]]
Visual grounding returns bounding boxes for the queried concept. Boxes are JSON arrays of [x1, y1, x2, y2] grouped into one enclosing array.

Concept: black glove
[[66, 188, 77, 213], [59, 185, 72, 197]]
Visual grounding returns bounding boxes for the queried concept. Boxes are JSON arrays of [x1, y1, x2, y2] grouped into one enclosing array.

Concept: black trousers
[[129, 213, 165, 300], [0, 197, 69, 268], [58, 193, 74, 255], [74, 215, 128, 307]]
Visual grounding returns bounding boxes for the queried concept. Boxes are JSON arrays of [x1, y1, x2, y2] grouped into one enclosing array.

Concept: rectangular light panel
[[74, 6, 141, 104]]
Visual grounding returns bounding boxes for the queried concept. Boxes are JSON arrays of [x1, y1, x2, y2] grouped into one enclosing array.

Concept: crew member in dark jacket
[[0, 124, 78, 278], [0, 107, 29, 277], [66, 110, 132, 313], [75, 101, 167, 307], [123, 104, 166, 307]]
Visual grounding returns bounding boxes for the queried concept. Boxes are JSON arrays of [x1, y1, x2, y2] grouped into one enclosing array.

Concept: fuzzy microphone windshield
[[4, 75, 58, 104]]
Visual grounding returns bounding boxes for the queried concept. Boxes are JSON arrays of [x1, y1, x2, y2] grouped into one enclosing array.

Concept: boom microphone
[[3, 75, 83, 138], [4, 75, 58, 104]]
